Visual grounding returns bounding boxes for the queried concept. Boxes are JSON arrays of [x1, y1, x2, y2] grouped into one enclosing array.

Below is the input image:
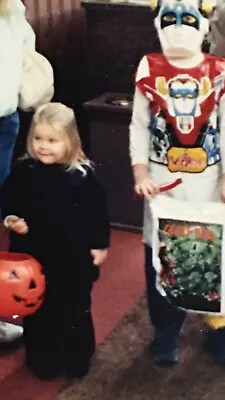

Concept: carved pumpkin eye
[[9, 271, 19, 279], [29, 280, 36, 289]]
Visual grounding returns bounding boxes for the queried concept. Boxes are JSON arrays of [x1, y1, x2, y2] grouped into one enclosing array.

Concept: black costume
[[0, 159, 110, 379]]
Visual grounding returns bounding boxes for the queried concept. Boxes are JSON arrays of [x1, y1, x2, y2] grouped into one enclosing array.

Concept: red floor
[[0, 230, 145, 399]]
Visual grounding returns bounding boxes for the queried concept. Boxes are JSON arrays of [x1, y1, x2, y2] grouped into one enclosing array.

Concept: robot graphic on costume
[[136, 0, 224, 173], [167, 77, 200, 134], [149, 75, 213, 164], [155, 73, 211, 129]]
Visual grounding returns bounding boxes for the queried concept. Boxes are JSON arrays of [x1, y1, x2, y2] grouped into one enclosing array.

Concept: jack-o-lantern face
[[0, 252, 46, 318]]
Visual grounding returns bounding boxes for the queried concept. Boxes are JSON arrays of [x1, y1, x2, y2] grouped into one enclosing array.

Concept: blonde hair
[[27, 102, 89, 171], [0, 0, 13, 16]]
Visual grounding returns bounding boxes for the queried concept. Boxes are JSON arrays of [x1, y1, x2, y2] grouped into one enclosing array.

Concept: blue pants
[[0, 112, 20, 186], [145, 245, 186, 331]]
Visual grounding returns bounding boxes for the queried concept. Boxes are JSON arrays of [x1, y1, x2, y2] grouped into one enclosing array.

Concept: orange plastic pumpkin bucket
[[0, 252, 46, 318]]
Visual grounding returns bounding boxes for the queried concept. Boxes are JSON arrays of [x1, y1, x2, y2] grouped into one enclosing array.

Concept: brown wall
[[23, 0, 81, 20], [16, 0, 87, 157], [83, 3, 159, 99]]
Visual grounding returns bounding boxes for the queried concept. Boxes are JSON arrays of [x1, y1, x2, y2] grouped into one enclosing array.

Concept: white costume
[[129, 0, 225, 330], [0, 0, 35, 344]]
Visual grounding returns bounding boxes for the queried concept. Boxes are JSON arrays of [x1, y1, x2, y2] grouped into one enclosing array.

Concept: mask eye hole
[[162, 12, 176, 22], [182, 14, 197, 25], [174, 94, 182, 99], [187, 94, 194, 99]]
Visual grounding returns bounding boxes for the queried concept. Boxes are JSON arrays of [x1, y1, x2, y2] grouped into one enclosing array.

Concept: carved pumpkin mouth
[[13, 293, 45, 308]]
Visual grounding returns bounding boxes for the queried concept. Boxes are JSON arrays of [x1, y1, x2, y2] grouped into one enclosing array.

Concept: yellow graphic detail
[[156, 76, 168, 95], [149, 0, 158, 10], [155, 76, 211, 98], [199, 77, 211, 96], [203, 315, 225, 330], [167, 147, 208, 173], [201, 0, 214, 15]]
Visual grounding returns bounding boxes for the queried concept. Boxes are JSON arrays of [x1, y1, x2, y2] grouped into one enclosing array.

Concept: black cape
[[0, 159, 110, 288]]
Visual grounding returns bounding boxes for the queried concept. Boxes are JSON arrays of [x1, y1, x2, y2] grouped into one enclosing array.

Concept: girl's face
[[31, 123, 69, 165]]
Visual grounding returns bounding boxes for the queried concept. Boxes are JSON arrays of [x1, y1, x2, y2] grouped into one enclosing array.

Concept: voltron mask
[[151, 0, 214, 58]]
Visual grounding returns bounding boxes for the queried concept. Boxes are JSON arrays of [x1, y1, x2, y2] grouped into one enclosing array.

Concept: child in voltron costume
[[129, 0, 225, 364]]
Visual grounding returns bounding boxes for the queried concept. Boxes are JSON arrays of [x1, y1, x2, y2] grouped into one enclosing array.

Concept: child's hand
[[90, 249, 108, 266], [4, 215, 29, 235], [135, 177, 159, 199], [221, 175, 225, 202]]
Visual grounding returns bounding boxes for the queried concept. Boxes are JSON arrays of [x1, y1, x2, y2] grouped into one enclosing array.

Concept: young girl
[[0, 102, 110, 380]]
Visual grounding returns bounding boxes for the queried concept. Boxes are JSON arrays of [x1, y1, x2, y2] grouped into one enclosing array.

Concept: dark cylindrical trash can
[[83, 92, 143, 232]]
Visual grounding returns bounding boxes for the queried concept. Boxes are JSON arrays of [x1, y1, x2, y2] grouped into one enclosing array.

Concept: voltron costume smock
[[134, 52, 225, 248], [136, 53, 225, 173], [130, 0, 225, 247]]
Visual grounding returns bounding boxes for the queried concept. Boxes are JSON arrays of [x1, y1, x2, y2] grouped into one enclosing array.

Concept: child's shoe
[[28, 361, 62, 381], [150, 324, 180, 365], [65, 359, 90, 379], [26, 351, 63, 381], [205, 327, 225, 365]]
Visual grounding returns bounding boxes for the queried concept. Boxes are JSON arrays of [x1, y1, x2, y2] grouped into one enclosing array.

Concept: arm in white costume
[[129, 87, 160, 197], [129, 87, 151, 166], [14, 0, 35, 50]]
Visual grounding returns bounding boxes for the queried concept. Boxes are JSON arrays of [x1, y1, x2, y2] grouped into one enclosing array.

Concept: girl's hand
[[221, 174, 225, 203], [90, 249, 108, 266], [4, 215, 29, 235], [135, 177, 159, 199]]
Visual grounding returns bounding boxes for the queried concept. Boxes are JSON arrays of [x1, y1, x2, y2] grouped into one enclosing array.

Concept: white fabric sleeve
[[219, 93, 225, 173], [210, 0, 225, 56], [129, 87, 151, 166], [14, 0, 36, 50], [22, 21, 36, 50]]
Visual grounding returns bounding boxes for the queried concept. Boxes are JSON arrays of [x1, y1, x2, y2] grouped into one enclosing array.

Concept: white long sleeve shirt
[[0, 0, 35, 117], [129, 53, 225, 246]]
